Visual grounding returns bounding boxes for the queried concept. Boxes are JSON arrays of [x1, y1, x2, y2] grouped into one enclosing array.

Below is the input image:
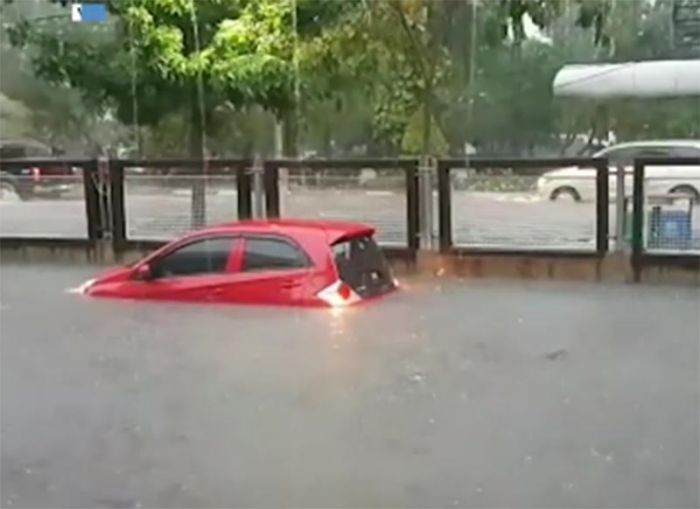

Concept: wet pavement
[[1, 263, 699, 508], [0, 190, 598, 248], [3, 190, 700, 252]]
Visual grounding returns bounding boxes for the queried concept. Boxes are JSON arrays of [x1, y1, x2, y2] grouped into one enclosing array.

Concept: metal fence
[[111, 159, 252, 246], [2, 156, 700, 270], [0, 158, 96, 239], [631, 157, 700, 279], [263, 159, 419, 250], [438, 158, 610, 255]]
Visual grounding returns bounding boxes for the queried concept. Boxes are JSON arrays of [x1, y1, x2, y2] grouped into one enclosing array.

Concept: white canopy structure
[[553, 59, 700, 98]]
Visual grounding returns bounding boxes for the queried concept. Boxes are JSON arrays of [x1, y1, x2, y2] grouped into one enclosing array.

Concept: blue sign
[[71, 3, 107, 23]]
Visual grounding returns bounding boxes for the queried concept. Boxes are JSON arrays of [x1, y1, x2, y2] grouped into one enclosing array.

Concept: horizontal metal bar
[[0, 158, 95, 168], [120, 168, 243, 177], [0, 237, 95, 247], [447, 247, 602, 259], [638, 253, 700, 270], [634, 156, 700, 166], [438, 157, 608, 170], [262, 158, 419, 170], [111, 159, 251, 168]]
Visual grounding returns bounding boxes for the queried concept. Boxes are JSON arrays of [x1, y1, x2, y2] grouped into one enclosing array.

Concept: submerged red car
[[78, 219, 398, 307]]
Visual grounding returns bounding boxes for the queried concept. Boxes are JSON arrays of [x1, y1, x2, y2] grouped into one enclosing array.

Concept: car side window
[[242, 237, 310, 272], [151, 237, 235, 278], [25, 145, 52, 157], [635, 147, 672, 158], [671, 147, 700, 158], [601, 147, 627, 166], [0, 145, 25, 159], [605, 147, 674, 166]]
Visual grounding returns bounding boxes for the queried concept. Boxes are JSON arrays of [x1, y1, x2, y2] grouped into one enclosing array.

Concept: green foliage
[[307, 0, 620, 156], [6, 0, 302, 149], [401, 105, 449, 156], [2, 0, 697, 159], [0, 94, 31, 137]]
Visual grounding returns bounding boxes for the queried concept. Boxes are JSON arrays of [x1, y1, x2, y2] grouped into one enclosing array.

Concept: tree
[[304, 0, 613, 157], [0, 0, 127, 152], [552, 0, 700, 146], [7, 0, 302, 225]]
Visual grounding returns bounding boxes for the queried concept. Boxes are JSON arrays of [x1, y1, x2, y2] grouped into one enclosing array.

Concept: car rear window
[[332, 235, 395, 298]]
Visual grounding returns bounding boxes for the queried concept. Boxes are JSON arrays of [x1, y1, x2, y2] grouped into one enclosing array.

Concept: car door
[[231, 235, 312, 305], [137, 236, 240, 302]]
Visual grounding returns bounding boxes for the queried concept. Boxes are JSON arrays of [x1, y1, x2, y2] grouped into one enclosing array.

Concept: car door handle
[[281, 281, 301, 289], [207, 287, 224, 299]]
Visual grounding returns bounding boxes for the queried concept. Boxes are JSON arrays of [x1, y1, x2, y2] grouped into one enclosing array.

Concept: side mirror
[[135, 263, 154, 281]]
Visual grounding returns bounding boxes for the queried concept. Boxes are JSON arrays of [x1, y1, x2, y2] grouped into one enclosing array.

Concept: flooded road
[[1, 264, 698, 508]]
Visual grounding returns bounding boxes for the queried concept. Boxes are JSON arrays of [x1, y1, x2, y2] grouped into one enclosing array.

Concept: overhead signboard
[[71, 3, 107, 23]]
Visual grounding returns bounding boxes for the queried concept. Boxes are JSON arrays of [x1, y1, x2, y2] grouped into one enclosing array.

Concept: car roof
[[194, 219, 376, 245], [0, 138, 51, 148], [596, 140, 700, 153]]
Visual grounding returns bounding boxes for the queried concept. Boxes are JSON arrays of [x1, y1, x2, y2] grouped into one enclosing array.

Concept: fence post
[[109, 160, 126, 250], [405, 160, 420, 252], [279, 165, 288, 217], [81, 158, 102, 240], [251, 155, 265, 219], [595, 158, 609, 255], [264, 161, 280, 218], [418, 155, 436, 250], [631, 159, 645, 282], [96, 156, 113, 240], [236, 160, 253, 220], [437, 160, 452, 252], [614, 163, 626, 252]]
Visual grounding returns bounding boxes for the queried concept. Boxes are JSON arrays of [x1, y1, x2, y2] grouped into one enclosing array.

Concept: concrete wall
[[416, 251, 699, 285], [1, 238, 698, 286]]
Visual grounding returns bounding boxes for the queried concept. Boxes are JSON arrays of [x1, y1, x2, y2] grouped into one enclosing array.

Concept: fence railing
[[438, 157, 609, 255], [631, 156, 700, 280], [2, 156, 699, 270], [0, 158, 97, 239], [108, 159, 252, 249], [262, 158, 419, 250]]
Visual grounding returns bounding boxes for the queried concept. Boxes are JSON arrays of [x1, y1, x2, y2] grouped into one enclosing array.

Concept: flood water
[[1, 264, 698, 508]]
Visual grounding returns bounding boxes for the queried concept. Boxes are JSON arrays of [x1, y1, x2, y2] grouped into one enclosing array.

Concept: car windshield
[[332, 234, 395, 298]]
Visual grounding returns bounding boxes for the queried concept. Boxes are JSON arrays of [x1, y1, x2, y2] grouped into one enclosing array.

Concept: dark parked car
[[0, 139, 79, 200]]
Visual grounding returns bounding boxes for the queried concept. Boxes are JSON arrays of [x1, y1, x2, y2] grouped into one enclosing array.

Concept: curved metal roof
[[553, 59, 700, 98]]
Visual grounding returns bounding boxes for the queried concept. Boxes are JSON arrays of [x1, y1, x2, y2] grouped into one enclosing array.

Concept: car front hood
[[71, 266, 133, 294], [540, 166, 588, 179]]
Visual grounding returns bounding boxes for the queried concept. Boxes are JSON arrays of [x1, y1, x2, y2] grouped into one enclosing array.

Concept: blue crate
[[648, 210, 693, 250]]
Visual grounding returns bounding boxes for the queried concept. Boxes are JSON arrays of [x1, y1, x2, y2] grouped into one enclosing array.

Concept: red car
[[77, 219, 398, 307]]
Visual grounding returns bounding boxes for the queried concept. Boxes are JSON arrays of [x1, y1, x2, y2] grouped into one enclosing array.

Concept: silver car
[[537, 140, 700, 202]]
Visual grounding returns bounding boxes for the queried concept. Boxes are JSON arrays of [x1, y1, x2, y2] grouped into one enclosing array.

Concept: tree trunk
[[189, 91, 206, 229], [421, 88, 432, 157], [282, 109, 299, 157], [274, 110, 298, 214], [421, 1, 435, 157]]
